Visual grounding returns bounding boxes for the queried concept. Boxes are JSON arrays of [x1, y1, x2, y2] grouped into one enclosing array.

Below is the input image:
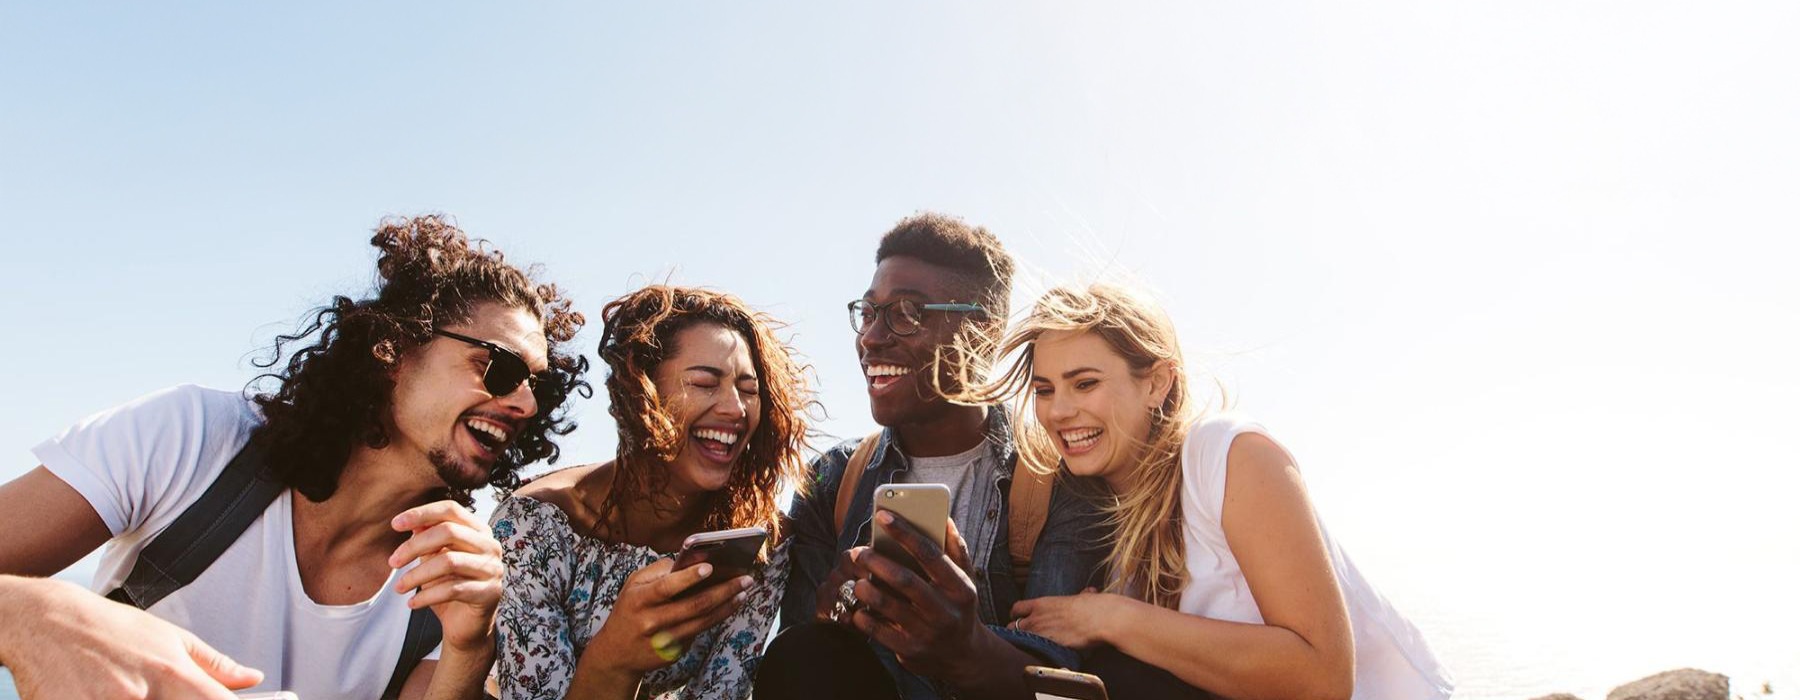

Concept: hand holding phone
[[670, 526, 767, 598], [869, 483, 950, 575]]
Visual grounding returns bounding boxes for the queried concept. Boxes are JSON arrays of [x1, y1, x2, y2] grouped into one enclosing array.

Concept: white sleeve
[[31, 385, 260, 537], [1180, 414, 1271, 528]]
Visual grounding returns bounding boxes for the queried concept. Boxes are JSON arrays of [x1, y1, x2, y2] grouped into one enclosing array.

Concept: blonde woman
[[974, 285, 1451, 700]]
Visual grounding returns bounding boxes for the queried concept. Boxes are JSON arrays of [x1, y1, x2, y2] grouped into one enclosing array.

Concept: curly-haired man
[[0, 216, 587, 700]]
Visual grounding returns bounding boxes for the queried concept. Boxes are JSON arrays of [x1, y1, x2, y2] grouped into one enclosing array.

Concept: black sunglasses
[[432, 329, 555, 404]]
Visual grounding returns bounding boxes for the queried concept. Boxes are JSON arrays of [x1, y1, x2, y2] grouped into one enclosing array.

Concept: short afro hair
[[874, 211, 1014, 321]]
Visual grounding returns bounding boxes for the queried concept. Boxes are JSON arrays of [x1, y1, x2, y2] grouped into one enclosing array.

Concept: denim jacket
[[779, 408, 1109, 695]]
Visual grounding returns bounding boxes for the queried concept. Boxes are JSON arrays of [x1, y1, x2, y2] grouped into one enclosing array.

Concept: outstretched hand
[[3, 576, 264, 700]]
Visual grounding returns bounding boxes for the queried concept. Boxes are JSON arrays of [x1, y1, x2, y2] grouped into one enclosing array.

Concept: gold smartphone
[[869, 483, 950, 575], [1024, 666, 1110, 700]]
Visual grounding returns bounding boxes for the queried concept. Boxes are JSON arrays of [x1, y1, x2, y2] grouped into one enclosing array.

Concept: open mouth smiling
[[691, 426, 742, 463], [464, 416, 513, 457], [864, 363, 912, 395], [1059, 427, 1103, 455]]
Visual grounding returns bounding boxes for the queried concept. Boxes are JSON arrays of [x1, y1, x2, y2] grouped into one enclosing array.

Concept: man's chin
[[428, 449, 495, 491]]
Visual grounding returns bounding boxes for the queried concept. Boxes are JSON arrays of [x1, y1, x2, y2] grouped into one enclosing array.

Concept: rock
[[1606, 669, 1729, 700], [1529, 694, 1585, 700]]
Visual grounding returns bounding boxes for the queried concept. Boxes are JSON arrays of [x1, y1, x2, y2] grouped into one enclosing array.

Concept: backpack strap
[[106, 441, 284, 608], [381, 607, 443, 700], [1005, 462, 1056, 580], [105, 440, 444, 699], [832, 432, 886, 536]]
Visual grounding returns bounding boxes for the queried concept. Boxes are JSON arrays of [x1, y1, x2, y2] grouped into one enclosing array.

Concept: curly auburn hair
[[248, 215, 589, 506], [594, 285, 813, 553]]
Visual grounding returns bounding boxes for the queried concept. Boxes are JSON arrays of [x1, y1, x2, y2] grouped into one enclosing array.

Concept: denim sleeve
[[1023, 472, 1111, 600], [778, 442, 854, 631], [990, 624, 1084, 670]]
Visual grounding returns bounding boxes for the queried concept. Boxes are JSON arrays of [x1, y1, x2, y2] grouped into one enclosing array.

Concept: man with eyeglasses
[[757, 212, 1107, 699], [0, 216, 585, 700]]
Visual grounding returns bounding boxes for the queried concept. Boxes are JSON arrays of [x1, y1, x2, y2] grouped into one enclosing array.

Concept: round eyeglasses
[[847, 299, 986, 336]]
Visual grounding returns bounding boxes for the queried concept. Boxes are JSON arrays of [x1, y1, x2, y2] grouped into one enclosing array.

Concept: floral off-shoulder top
[[490, 495, 789, 700]]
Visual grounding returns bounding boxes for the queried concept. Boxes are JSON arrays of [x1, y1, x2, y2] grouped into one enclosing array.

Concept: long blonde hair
[[960, 284, 1197, 608]]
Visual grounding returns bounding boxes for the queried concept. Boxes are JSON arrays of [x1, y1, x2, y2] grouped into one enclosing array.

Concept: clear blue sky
[[3, 3, 1797, 697]]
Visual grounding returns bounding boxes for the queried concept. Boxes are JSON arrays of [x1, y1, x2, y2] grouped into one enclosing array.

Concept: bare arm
[[1014, 433, 1354, 700], [0, 468, 270, 699], [0, 466, 112, 575], [0, 575, 264, 699]]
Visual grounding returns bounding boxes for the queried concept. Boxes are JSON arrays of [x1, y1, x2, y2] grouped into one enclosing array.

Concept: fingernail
[[391, 514, 410, 529], [735, 592, 747, 603], [697, 564, 713, 578], [737, 575, 754, 590], [876, 511, 893, 525]]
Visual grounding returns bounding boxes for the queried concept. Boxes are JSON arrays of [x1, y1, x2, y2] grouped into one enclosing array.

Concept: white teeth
[[466, 419, 510, 443], [693, 428, 739, 446], [865, 365, 911, 378], [1061, 428, 1102, 447]]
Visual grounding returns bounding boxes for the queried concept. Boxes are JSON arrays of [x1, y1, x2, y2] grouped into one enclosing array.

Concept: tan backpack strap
[[1007, 463, 1056, 579], [832, 432, 886, 536]]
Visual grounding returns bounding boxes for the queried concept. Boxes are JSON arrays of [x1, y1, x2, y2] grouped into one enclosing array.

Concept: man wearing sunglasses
[[758, 212, 1107, 699], [0, 216, 585, 700]]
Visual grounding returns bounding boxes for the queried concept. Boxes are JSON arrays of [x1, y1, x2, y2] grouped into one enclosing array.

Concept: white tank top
[[1174, 414, 1454, 699]]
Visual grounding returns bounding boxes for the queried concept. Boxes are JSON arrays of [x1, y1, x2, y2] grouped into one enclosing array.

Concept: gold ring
[[650, 630, 683, 662]]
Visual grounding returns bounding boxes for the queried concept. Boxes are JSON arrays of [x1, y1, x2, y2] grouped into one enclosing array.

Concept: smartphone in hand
[[670, 526, 767, 598], [869, 483, 950, 575], [1024, 666, 1110, 700]]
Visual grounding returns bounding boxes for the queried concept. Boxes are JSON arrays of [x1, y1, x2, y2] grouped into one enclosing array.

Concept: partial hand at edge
[[0, 576, 263, 700]]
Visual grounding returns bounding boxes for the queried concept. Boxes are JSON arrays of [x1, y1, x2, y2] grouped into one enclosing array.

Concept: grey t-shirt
[[895, 441, 992, 550]]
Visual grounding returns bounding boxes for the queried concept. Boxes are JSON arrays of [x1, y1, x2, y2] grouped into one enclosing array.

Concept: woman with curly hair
[[972, 284, 1452, 700], [492, 285, 813, 700]]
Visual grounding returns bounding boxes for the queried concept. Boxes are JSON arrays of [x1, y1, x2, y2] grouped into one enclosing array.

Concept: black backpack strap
[[381, 607, 443, 700], [106, 442, 284, 608], [105, 439, 444, 699]]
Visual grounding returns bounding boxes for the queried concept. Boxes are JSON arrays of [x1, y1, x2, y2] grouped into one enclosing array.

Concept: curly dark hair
[[247, 215, 589, 506], [875, 211, 1015, 320], [594, 285, 813, 552]]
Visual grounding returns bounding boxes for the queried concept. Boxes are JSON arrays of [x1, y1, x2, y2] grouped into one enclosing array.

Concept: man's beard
[[428, 448, 495, 491]]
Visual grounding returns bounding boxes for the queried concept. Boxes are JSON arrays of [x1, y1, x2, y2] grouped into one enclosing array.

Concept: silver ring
[[829, 579, 860, 623], [838, 579, 861, 608]]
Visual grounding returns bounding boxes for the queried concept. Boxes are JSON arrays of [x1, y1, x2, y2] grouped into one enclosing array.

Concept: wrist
[[574, 634, 645, 693], [444, 626, 497, 658], [438, 633, 496, 668], [0, 576, 55, 663], [1095, 594, 1128, 647], [944, 624, 1007, 688], [591, 663, 644, 698]]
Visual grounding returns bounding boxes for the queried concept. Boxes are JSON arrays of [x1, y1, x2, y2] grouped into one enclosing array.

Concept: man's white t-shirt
[[33, 385, 439, 700], [1175, 414, 1454, 700]]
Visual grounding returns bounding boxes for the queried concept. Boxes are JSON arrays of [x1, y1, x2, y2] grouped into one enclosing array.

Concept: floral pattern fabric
[[492, 495, 788, 700]]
